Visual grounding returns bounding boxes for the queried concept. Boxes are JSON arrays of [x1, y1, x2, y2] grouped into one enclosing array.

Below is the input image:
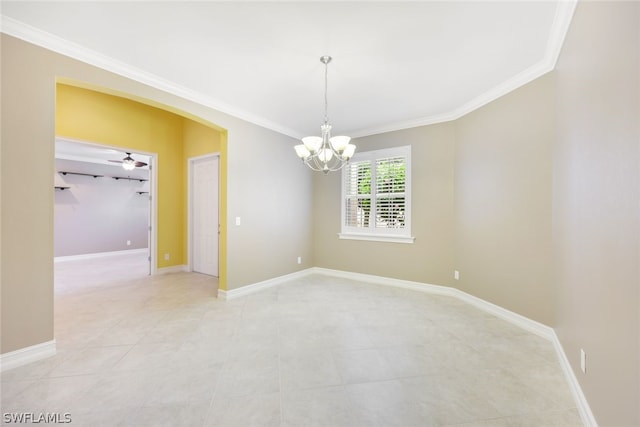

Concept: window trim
[[337, 232, 416, 244], [339, 145, 414, 244]]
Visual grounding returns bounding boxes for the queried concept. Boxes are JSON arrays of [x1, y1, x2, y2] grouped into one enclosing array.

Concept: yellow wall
[[56, 83, 225, 274], [183, 119, 221, 158]]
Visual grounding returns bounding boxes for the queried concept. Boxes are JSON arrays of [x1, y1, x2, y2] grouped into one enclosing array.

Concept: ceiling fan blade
[[109, 153, 146, 167]]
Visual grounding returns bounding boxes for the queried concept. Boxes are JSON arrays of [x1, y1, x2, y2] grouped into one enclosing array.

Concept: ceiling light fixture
[[110, 152, 148, 170], [294, 56, 356, 174], [122, 154, 136, 171]]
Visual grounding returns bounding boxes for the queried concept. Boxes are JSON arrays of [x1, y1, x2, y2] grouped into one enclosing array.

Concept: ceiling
[[2, 1, 575, 139]]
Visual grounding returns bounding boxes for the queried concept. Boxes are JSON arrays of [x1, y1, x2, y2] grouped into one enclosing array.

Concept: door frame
[[55, 137, 158, 275], [187, 152, 220, 275]]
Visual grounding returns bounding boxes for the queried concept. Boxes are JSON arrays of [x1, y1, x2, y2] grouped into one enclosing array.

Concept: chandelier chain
[[324, 57, 329, 124]]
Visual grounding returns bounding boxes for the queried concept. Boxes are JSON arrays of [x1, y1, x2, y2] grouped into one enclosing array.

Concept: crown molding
[[545, 0, 578, 67], [1, 1, 576, 140], [0, 15, 302, 139], [350, 0, 577, 138]]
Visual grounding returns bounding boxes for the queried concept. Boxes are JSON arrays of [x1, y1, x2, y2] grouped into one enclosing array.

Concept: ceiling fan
[[109, 152, 148, 171]]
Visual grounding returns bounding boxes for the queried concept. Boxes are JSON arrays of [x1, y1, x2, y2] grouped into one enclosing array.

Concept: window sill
[[338, 233, 415, 244]]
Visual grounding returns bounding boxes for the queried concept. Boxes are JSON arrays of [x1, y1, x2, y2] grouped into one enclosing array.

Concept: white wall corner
[[0, 340, 56, 372]]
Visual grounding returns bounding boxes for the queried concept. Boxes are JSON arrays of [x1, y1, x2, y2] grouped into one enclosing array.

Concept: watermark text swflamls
[[3, 413, 72, 424]]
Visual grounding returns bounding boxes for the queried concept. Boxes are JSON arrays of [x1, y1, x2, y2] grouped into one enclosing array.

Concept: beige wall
[[454, 74, 555, 325], [553, 2, 639, 425], [0, 34, 312, 353], [226, 123, 314, 286], [1, 36, 56, 354], [313, 123, 456, 286]]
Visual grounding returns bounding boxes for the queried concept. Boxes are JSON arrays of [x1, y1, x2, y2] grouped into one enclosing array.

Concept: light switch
[[235, 216, 241, 226]]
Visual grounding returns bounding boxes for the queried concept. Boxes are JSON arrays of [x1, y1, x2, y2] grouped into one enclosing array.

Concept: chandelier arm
[[325, 156, 349, 172], [307, 155, 326, 172], [306, 164, 324, 173], [322, 151, 347, 171], [328, 143, 342, 157], [301, 150, 350, 173], [303, 160, 323, 172]]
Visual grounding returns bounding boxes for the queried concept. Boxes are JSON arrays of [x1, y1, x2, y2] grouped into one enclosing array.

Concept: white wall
[[54, 159, 149, 257]]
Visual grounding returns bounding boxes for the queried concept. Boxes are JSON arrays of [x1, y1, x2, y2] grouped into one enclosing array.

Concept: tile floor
[[1, 253, 584, 426]]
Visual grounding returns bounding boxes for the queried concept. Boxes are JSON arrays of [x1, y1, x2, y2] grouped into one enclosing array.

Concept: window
[[340, 145, 414, 243]]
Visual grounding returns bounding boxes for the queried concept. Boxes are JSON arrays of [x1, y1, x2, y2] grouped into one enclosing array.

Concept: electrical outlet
[[164, 253, 170, 261], [297, 256, 302, 265], [454, 270, 460, 280], [580, 349, 586, 373]]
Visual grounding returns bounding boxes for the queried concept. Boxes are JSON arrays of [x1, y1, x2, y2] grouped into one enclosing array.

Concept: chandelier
[[294, 56, 356, 174]]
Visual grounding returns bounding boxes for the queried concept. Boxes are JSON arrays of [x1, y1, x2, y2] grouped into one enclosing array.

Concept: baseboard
[[157, 265, 188, 275], [310, 267, 456, 296], [222, 268, 550, 339], [0, 340, 56, 372], [313, 267, 553, 340], [217, 269, 311, 300], [450, 287, 554, 340], [54, 248, 147, 262], [552, 332, 598, 427]]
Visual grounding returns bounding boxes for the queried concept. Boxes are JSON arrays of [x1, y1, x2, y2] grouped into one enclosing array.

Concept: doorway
[[189, 154, 220, 276], [54, 138, 157, 279]]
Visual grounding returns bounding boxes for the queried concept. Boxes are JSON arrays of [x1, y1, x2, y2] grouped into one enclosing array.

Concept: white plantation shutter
[[344, 160, 371, 228], [340, 146, 413, 243], [375, 156, 406, 230]]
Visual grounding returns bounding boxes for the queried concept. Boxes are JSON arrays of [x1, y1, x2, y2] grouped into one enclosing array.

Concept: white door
[[192, 156, 219, 276]]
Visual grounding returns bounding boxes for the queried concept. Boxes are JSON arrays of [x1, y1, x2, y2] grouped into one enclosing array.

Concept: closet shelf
[[111, 176, 148, 182], [57, 171, 147, 182], [58, 171, 103, 178]]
